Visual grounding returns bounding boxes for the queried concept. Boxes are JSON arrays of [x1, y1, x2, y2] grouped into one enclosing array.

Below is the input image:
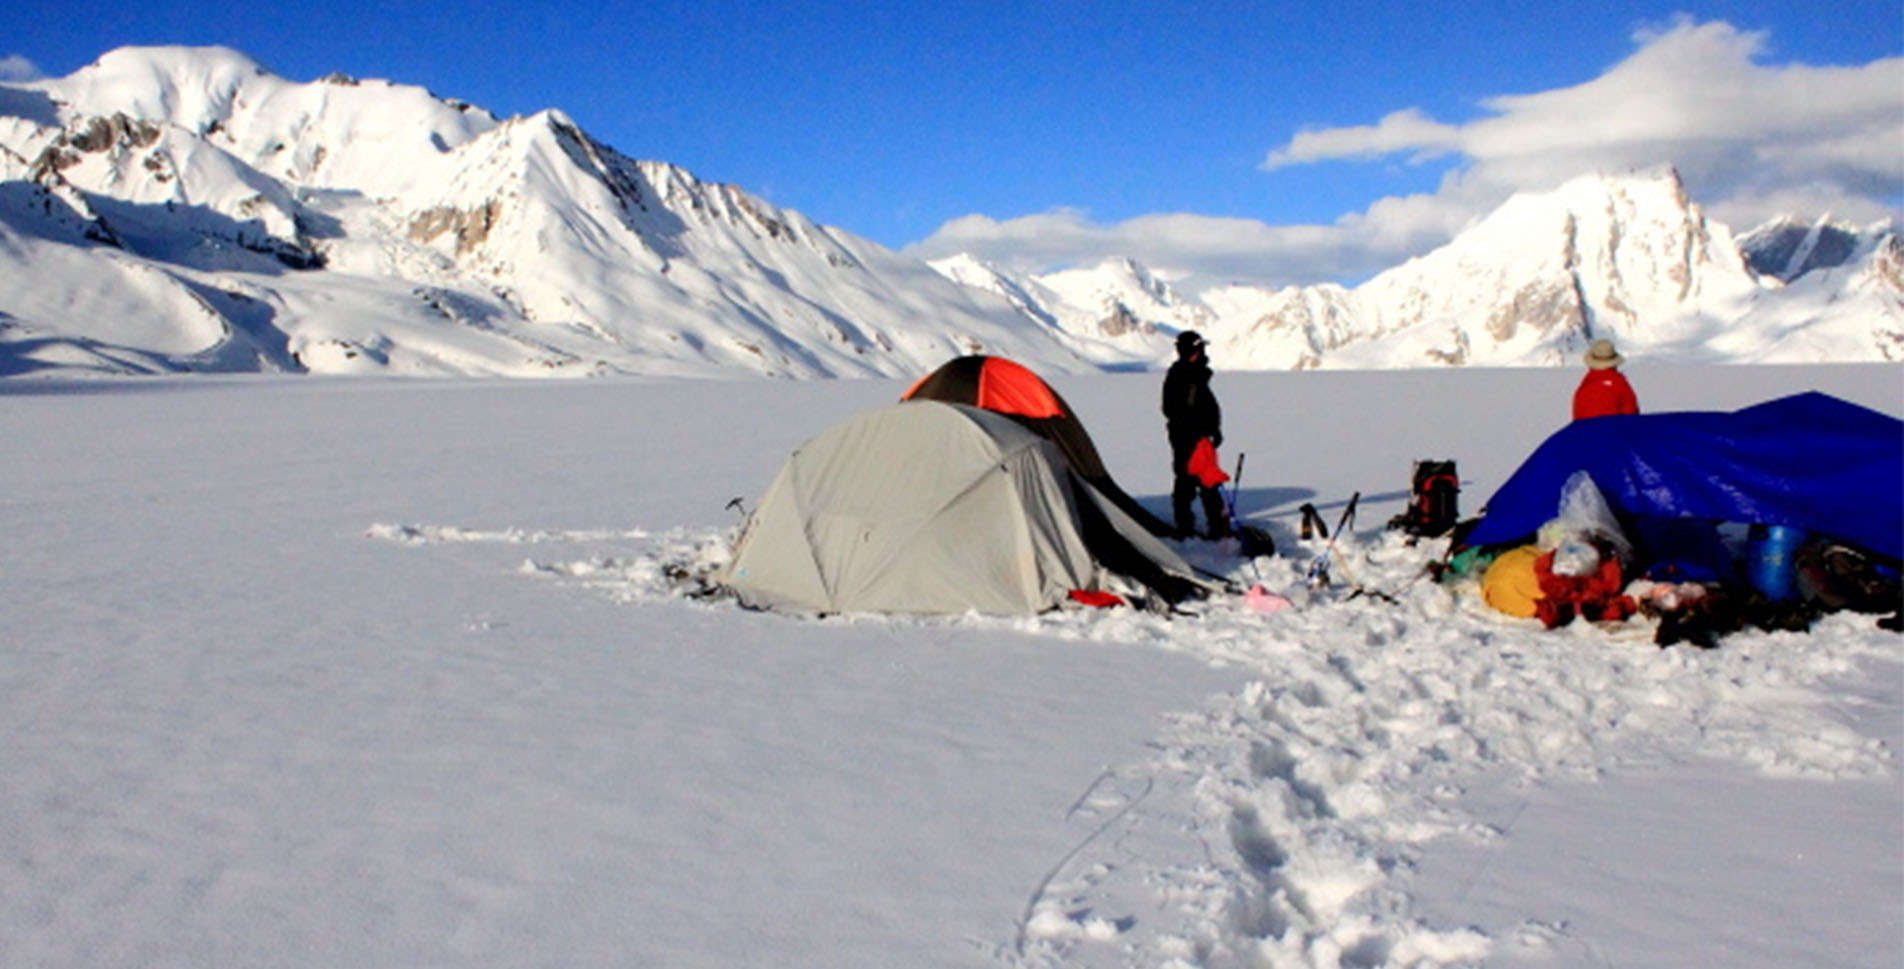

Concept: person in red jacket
[[1572, 339, 1640, 420]]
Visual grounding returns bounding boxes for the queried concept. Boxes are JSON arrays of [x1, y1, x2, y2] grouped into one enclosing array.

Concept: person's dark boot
[[1172, 478, 1197, 540], [1201, 488, 1231, 539]]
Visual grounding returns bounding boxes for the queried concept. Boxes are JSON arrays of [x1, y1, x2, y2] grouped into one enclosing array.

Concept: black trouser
[[1170, 434, 1230, 539]]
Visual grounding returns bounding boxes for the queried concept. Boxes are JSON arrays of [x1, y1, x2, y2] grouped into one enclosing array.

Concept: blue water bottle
[[1750, 524, 1804, 600]]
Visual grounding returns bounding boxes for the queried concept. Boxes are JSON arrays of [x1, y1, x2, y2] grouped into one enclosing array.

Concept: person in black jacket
[[1161, 330, 1231, 539]]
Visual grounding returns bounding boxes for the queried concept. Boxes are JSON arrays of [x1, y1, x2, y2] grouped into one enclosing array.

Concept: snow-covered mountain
[[0, 46, 1104, 378], [1, 48, 1897, 379], [1737, 213, 1893, 282], [952, 170, 1902, 370], [930, 253, 1209, 349]]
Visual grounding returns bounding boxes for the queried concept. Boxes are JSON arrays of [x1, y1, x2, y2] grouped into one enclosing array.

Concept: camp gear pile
[[1459, 392, 1903, 642]]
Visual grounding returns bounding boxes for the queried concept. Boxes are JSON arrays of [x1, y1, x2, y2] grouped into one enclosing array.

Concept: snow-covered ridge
[[1, 47, 1898, 378], [0, 46, 1096, 378], [945, 170, 1902, 369]]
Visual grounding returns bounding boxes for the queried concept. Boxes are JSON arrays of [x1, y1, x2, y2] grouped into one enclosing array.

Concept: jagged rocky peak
[[23, 46, 501, 189], [1113, 256, 1171, 300], [1104, 257, 1175, 302], [1487, 169, 1743, 300], [1469, 166, 1715, 257], [1737, 214, 1895, 282]]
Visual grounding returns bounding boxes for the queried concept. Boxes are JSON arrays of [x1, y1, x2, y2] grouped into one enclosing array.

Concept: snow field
[[5, 363, 1899, 968]]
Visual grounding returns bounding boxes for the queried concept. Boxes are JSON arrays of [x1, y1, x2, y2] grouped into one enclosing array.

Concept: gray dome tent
[[720, 400, 1207, 615]]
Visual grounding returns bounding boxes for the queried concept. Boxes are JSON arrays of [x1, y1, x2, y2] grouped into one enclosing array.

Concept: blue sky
[[3, 1, 1899, 286]]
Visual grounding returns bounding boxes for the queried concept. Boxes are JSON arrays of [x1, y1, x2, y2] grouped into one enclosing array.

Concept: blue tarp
[[1465, 392, 1904, 562]]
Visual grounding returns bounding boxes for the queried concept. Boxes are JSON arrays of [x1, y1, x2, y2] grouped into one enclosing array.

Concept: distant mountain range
[[1, 46, 1897, 378], [943, 177, 1900, 370]]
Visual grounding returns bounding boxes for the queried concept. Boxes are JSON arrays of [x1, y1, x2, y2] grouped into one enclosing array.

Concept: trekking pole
[[1307, 492, 1360, 589], [1317, 493, 1399, 604], [1335, 492, 1360, 535], [1222, 452, 1247, 537], [1218, 452, 1270, 586], [1321, 493, 1359, 558]]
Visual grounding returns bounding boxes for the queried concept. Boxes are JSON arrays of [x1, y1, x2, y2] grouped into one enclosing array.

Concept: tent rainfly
[[720, 400, 1206, 615], [901, 354, 1176, 537], [1465, 392, 1904, 563]]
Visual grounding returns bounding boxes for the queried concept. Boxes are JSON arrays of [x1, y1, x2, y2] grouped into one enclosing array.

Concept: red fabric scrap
[[1067, 589, 1125, 608], [1187, 438, 1230, 487]]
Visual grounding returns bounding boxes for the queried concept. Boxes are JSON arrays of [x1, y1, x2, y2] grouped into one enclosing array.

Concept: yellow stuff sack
[[1482, 545, 1544, 618]]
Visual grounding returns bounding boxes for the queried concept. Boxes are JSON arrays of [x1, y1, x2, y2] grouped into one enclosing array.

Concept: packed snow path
[[378, 517, 1896, 968]]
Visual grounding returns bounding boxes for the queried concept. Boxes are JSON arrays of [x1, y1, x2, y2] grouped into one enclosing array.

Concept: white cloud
[[1707, 181, 1899, 231], [907, 186, 1489, 290], [913, 18, 1902, 290], [1263, 109, 1461, 170], [907, 209, 1379, 290], [0, 54, 42, 82], [1266, 17, 1903, 244]]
